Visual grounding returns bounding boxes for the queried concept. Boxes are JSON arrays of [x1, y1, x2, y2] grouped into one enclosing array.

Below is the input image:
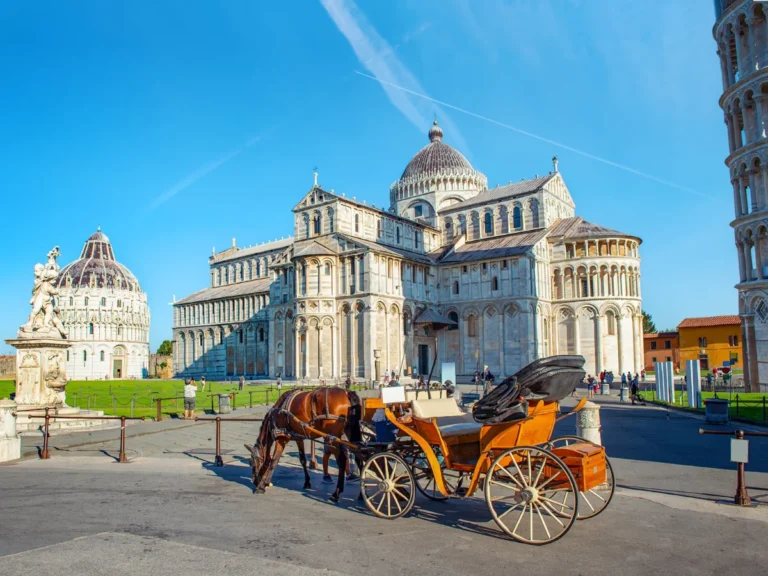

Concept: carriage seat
[[411, 398, 464, 419]]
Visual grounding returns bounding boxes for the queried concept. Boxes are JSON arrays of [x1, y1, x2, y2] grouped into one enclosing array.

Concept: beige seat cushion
[[411, 398, 464, 419], [405, 389, 446, 402]]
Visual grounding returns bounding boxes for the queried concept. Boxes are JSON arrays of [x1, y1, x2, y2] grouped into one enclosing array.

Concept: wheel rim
[[361, 453, 415, 519], [485, 446, 578, 545], [407, 448, 461, 501], [544, 436, 615, 520]]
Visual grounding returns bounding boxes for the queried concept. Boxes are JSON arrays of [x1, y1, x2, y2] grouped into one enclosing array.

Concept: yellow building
[[677, 316, 742, 372]]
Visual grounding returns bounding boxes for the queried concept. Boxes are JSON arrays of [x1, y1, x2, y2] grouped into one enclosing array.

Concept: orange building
[[643, 332, 680, 371], [677, 316, 742, 372]]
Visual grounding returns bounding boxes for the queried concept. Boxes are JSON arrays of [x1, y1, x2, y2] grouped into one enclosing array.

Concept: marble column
[[737, 241, 747, 282], [594, 314, 603, 375], [756, 233, 765, 279], [617, 313, 625, 374], [573, 312, 581, 356]]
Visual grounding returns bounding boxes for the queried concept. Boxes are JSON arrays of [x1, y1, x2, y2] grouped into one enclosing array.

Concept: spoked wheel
[[544, 436, 615, 520], [361, 453, 416, 519], [406, 447, 462, 501], [485, 446, 578, 545]]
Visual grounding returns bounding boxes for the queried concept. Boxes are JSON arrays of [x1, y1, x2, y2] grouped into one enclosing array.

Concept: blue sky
[[0, 1, 730, 353]]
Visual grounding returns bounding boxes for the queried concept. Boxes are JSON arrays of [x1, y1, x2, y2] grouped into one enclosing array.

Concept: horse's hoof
[[329, 494, 340, 503], [254, 488, 266, 495], [303, 483, 311, 490], [268, 482, 273, 487]]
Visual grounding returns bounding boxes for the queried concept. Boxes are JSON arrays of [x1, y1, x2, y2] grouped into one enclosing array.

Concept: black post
[[249, 391, 254, 408], [736, 395, 740, 416], [118, 416, 129, 463], [40, 408, 51, 459], [763, 396, 766, 421]]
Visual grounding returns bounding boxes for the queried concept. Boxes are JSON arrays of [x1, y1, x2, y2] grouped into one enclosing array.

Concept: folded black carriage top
[[472, 355, 586, 424]]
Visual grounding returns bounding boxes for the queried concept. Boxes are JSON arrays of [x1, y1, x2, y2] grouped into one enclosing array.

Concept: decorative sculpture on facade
[[21, 246, 68, 339]]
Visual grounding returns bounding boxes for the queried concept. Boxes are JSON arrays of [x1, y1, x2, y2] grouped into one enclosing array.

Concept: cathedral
[[172, 122, 643, 382]]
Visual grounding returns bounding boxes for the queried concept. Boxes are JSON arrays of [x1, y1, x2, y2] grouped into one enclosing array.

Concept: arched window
[[403, 314, 410, 335], [377, 220, 382, 239], [467, 314, 478, 337], [448, 311, 459, 330], [396, 227, 401, 244], [314, 213, 321, 235], [414, 231, 421, 249], [69, 297, 73, 306], [239, 330, 244, 344], [484, 212, 493, 235], [83, 350, 87, 362], [513, 206, 522, 230], [328, 209, 334, 233], [324, 263, 331, 275], [199, 333, 204, 347], [89, 322, 94, 335], [84, 297, 89, 306], [259, 328, 264, 342], [100, 350, 105, 362], [452, 280, 459, 295], [492, 276, 499, 291], [531, 202, 540, 228], [355, 214, 360, 233], [606, 311, 616, 335], [117, 326, 122, 336]]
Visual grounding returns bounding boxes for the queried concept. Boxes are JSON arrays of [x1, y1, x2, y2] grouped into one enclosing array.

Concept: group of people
[[585, 370, 644, 401]]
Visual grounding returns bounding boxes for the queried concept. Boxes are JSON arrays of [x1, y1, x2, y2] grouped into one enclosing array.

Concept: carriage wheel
[[544, 436, 615, 520], [406, 448, 462, 501], [485, 446, 578, 545], [361, 453, 416, 519]]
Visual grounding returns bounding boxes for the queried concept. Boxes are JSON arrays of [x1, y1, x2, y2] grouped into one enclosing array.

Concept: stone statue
[[20, 246, 68, 339]]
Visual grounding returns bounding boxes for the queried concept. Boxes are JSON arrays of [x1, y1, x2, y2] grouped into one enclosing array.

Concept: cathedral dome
[[56, 228, 142, 293], [400, 121, 476, 180]]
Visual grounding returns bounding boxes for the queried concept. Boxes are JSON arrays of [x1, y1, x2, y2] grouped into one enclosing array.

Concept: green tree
[[157, 340, 173, 356], [642, 310, 657, 334]]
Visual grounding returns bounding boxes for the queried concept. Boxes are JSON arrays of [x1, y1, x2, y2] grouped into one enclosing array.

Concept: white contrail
[[148, 135, 261, 211], [355, 70, 709, 198], [320, 0, 469, 153]]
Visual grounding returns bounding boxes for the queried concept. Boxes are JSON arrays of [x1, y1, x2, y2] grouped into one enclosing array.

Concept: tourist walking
[[276, 373, 283, 396], [641, 369, 646, 383], [344, 375, 352, 390], [621, 372, 627, 387], [183, 378, 197, 420], [238, 375, 245, 391], [200, 376, 206, 392], [630, 376, 639, 405], [587, 375, 595, 399], [599, 370, 605, 386]]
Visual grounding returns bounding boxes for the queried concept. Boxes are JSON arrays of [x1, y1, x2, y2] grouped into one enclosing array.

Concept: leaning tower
[[714, 0, 768, 392]]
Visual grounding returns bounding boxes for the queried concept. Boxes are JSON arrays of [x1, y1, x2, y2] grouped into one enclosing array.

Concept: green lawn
[[0, 379, 312, 419], [646, 389, 768, 423]]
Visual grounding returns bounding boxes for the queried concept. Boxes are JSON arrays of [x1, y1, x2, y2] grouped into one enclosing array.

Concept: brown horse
[[246, 386, 362, 502]]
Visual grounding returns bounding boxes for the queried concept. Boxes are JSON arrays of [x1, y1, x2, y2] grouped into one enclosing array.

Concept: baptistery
[[55, 229, 150, 379]]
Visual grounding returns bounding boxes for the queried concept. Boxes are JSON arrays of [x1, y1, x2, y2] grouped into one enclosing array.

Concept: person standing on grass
[[183, 378, 197, 420], [276, 373, 283, 396], [200, 376, 206, 392], [239, 375, 245, 391]]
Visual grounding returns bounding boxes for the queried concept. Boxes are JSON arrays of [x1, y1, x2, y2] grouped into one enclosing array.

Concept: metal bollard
[[575, 401, 602, 445], [41, 407, 52, 459], [0, 400, 21, 462], [249, 391, 254, 408], [215, 417, 223, 467], [156, 398, 163, 422], [118, 416, 128, 463]]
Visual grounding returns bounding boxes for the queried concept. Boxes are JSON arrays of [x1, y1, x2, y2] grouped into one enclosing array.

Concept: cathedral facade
[[173, 123, 643, 381]]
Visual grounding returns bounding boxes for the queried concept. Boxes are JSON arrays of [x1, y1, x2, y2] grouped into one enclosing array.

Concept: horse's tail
[[345, 390, 362, 443]]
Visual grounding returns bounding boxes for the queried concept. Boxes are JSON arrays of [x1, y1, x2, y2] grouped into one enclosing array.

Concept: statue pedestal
[[6, 337, 72, 407]]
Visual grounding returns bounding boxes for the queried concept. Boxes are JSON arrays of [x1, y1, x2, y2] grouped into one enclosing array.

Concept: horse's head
[[246, 417, 271, 491]]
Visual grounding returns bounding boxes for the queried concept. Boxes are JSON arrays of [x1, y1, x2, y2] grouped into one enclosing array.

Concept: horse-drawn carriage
[[248, 355, 614, 545]]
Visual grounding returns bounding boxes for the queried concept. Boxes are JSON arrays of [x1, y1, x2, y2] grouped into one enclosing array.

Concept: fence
[[641, 384, 768, 423]]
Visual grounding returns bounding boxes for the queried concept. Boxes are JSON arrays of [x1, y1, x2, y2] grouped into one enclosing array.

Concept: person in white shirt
[[183, 379, 197, 420]]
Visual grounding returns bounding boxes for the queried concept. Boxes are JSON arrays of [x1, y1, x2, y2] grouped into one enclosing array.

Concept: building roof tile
[[441, 174, 556, 213], [175, 277, 271, 305], [677, 315, 741, 329], [438, 229, 547, 264]]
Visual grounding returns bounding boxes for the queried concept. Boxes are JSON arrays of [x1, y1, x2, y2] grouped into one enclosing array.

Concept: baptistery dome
[[55, 229, 150, 380], [56, 229, 142, 292]]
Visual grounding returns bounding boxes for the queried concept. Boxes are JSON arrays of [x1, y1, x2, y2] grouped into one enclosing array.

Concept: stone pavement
[[2, 397, 768, 576]]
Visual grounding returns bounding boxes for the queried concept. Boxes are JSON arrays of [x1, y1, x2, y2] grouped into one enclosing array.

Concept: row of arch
[[211, 253, 279, 287], [552, 264, 641, 300], [175, 294, 270, 328], [391, 172, 487, 202], [730, 154, 768, 217], [442, 199, 541, 244], [562, 238, 639, 259], [736, 223, 768, 281], [715, 2, 768, 91], [176, 322, 269, 377]]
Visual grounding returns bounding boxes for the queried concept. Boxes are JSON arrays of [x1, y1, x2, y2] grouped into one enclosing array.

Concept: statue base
[[13, 405, 113, 434], [5, 337, 72, 408]]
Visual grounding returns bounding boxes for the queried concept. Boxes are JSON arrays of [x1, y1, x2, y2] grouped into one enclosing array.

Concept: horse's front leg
[[297, 439, 312, 490], [263, 439, 287, 487], [330, 445, 347, 503]]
